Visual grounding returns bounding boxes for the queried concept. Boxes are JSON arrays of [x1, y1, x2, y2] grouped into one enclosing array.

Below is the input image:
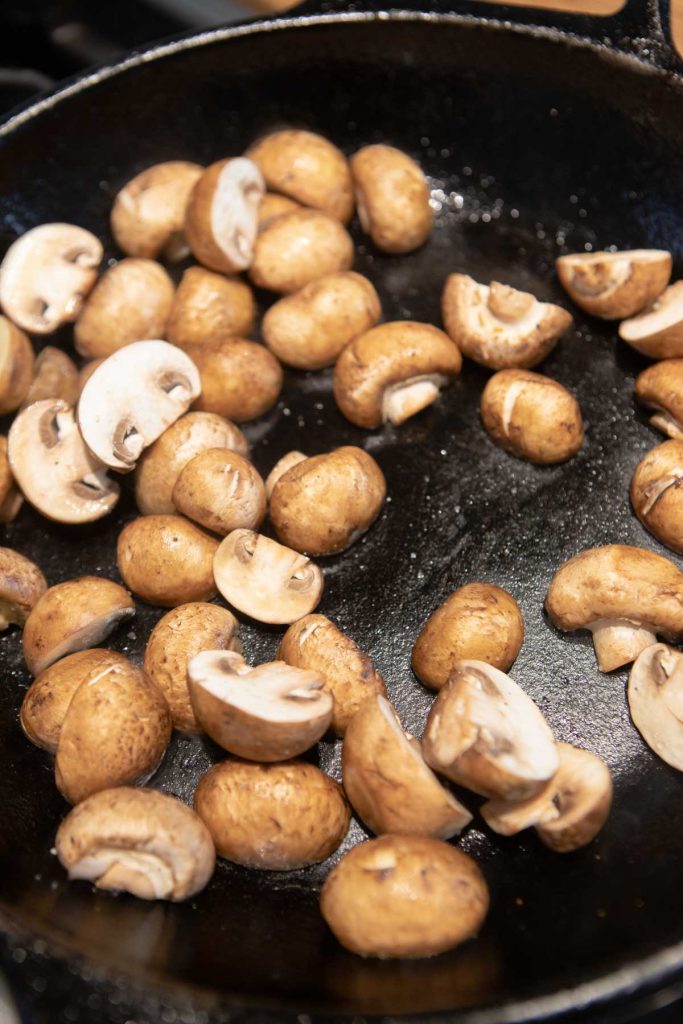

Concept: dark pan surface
[[2, 12, 683, 1021]]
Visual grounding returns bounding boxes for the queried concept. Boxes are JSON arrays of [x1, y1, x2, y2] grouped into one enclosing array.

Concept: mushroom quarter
[[185, 157, 265, 275], [556, 249, 671, 319], [249, 210, 354, 294], [0, 547, 47, 630], [0, 315, 34, 414], [635, 359, 683, 439], [628, 643, 683, 771], [110, 161, 203, 262], [166, 266, 256, 347], [620, 281, 683, 359], [117, 515, 219, 607], [185, 339, 283, 423], [351, 144, 433, 254], [173, 448, 266, 535], [630, 439, 683, 554]]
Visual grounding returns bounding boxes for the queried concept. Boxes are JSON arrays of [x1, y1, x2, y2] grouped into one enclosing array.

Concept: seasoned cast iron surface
[[1, 15, 683, 1020]]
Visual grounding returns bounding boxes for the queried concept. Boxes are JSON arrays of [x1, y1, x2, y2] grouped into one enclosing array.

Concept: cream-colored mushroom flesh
[[382, 374, 449, 425], [619, 281, 683, 352], [628, 643, 683, 771], [209, 159, 264, 271], [556, 249, 671, 319]]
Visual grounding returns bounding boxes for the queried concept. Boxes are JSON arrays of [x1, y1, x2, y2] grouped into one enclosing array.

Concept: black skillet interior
[[2, 4, 683, 1021]]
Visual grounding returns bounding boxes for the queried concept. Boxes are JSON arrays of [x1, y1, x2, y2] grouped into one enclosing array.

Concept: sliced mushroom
[[0, 547, 47, 630], [545, 544, 683, 672], [249, 210, 354, 295], [556, 249, 671, 320], [213, 529, 323, 624], [265, 450, 307, 500], [628, 643, 683, 770], [110, 161, 203, 261], [173, 448, 266, 536], [117, 515, 218, 607], [185, 338, 283, 423], [187, 650, 333, 760], [0, 315, 34, 413], [165, 266, 255, 348], [422, 660, 558, 800], [619, 281, 683, 359], [185, 158, 265, 274], [0, 223, 102, 334], [20, 346, 80, 410], [257, 192, 302, 231], [78, 340, 201, 471], [630, 439, 683, 554], [635, 359, 683, 439], [351, 144, 432, 254], [8, 399, 119, 524]]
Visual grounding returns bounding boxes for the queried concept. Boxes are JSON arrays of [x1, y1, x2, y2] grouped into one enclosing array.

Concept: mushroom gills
[[589, 617, 658, 673], [69, 848, 175, 900], [382, 374, 448, 425]]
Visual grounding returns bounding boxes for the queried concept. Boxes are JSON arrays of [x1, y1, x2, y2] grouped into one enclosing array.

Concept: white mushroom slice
[[0, 223, 102, 334], [8, 400, 119, 524], [556, 250, 671, 320], [188, 649, 333, 760], [78, 340, 201, 471], [628, 643, 683, 770], [381, 374, 448, 425], [619, 281, 683, 358], [422, 660, 558, 800], [185, 158, 265, 275]]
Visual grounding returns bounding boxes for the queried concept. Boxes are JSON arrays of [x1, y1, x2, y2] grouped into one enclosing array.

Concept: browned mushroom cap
[[320, 835, 489, 959], [482, 742, 612, 852], [422, 660, 558, 800], [194, 759, 349, 870], [22, 577, 135, 676], [0, 223, 102, 334], [351, 144, 432, 254], [442, 275, 572, 370], [185, 158, 265, 275], [165, 266, 255, 348], [247, 130, 354, 223], [213, 529, 323, 624], [20, 346, 80, 409], [619, 281, 683, 358], [249, 210, 354, 295], [56, 787, 215, 900], [628, 643, 683, 770], [74, 258, 175, 359], [188, 650, 333, 760], [173, 448, 266, 536], [412, 583, 524, 690], [185, 339, 283, 423], [635, 359, 683, 439], [0, 440, 22, 523], [269, 446, 386, 556], [278, 614, 386, 735], [0, 315, 34, 413], [343, 695, 472, 839], [334, 321, 462, 428], [143, 603, 241, 733], [631, 439, 683, 555], [556, 250, 671, 320], [545, 544, 683, 672], [480, 369, 584, 465], [110, 161, 203, 262], [117, 515, 218, 607], [264, 451, 307, 500], [262, 271, 381, 371], [257, 193, 302, 231], [0, 547, 46, 630]]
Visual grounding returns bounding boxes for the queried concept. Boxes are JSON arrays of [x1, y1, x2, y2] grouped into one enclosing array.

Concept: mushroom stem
[[650, 411, 683, 440], [589, 618, 657, 672], [73, 850, 175, 900], [382, 374, 447, 425]]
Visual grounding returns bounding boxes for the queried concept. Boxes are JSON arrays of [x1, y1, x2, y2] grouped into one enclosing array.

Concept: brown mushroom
[[0, 439, 23, 524], [185, 158, 265, 274], [165, 266, 255, 348], [249, 210, 353, 295], [20, 346, 79, 409], [0, 315, 34, 413], [264, 450, 307, 500], [110, 161, 203, 262], [350, 144, 432, 254], [619, 281, 683, 359], [635, 359, 683, 439], [628, 643, 683, 771], [173, 448, 265, 536], [631, 439, 683, 554], [556, 249, 671, 319], [257, 192, 302, 230], [117, 515, 218, 607], [185, 339, 283, 422], [0, 546, 46, 630]]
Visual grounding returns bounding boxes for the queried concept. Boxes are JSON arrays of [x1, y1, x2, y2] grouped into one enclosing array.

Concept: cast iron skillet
[[1, 1, 683, 1021]]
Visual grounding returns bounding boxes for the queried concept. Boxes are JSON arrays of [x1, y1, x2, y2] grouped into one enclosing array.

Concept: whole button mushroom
[[269, 446, 386, 556], [194, 759, 350, 870], [0, 547, 47, 630], [422, 660, 559, 800], [480, 369, 583, 464], [412, 582, 524, 690], [262, 271, 381, 371], [620, 281, 683, 359], [56, 787, 215, 900], [247, 129, 354, 223], [441, 275, 572, 370], [110, 161, 203, 262], [0, 223, 102, 334], [635, 359, 683, 439], [188, 650, 333, 761], [22, 577, 135, 676], [320, 835, 489, 959], [342, 695, 472, 839], [117, 515, 219, 607], [545, 544, 683, 672], [249, 210, 354, 295], [631, 439, 683, 554], [556, 249, 671, 319], [185, 157, 265, 275], [334, 321, 462, 428], [0, 440, 22, 523], [20, 346, 80, 410], [628, 643, 683, 771], [350, 144, 433, 254], [257, 193, 302, 231], [184, 339, 283, 423], [278, 614, 386, 735], [172, 448, 266, 536], [265, 450, 307, 500], [166, 266, 256, 348], [0, 315, 34, 414]]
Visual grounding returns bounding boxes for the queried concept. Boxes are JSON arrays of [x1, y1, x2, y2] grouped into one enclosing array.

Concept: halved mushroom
[[0, 438, 20, 522], [350, 144, 432, 254], [635, 359, 683, 439], [422, 660, 558, 800], [556, 250, 671, 320], [343, 696, 472, 838], [545, 544, 683, 672], [441, 275, 572, 370], [110, 161, 203, 262], [213, 529, 323, 624], [249, 210, 354, 295], [620, 281, 683, 359], [333, 321, 462, 428], [630, 439, 683, 554], [165, 266, 255, 348], [187, 650, 333, 760], [20, 346, 80, 410], [117, 515, 218, 607], [185, 338, 283, 423], [8, 400, 119, 524], [0, 547, 47, 630], [78, 340, 201, 471], [0, 315, 34, 413], [628, 643, 683, 770], [172, 448, 266, 536], [185, 158, 265, 274], [482, 742, 612, 852], [56, 787, 215, 900], [265, 450, 307, 500], [0, 223, 102, 334]]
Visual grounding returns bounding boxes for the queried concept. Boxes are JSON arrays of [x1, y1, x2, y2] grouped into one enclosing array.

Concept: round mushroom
[[0, 315, 34, 414], [412, 582, 525, 690], [556, 249, 671, 320], [117, 515, 218, 607], [333, 321, 462, 428], [480, 369, 583, 464], [165, 266, 255, 348], [619, 281, 683, 359], [20, 346, 80, 409], [350, 144, 432, 254], [0, 547, 47, 630], [249, 210, 353, 295], [265, 450, 307, 500], [628, 643, 683, 771], [110, 161, 203, 262], [184, 339, 283, 422], [635, 359, 683, 439], [257, 192, 302, 230], [0, 438, 22, 523], [185, 157, 265, 274], [631, 439, 683, 554], [194, 759, 349, 869], [172, 448, 266, 536]]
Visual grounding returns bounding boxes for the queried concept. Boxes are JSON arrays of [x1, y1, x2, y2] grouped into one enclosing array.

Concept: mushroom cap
[[56, 786, 215, 900], [213, 529, 323, 625], [249, 209, 354, 295], [269, 446, 386, 556], [117, 514, 218, 607], [22, 576, 135, 676], [188, 649, 333, 761], [442, 274, 572, 370], [0, 437, 14, 509], [265, 450, 307, 500], [556, 249, 671, 320], [0, 315, 34, 414], [635, 359, 683, 439], [333, 321, 462, 429], [185, 338, 283, 423], [110, 161, 203, 261], [422, 660, 558, 800], [8, 399, 120, 524], [0, 546, 47, 630], [629, 643, 683, 771], [194, 759, 349, 870], [412, 582, 525, 690], [185, 158, 265, 275], [630, 439, 683, 555], [143, 602, 241, 733], [619, 281, 683, 359], [172, 447, 266, 536], [320, 835, 489, 959], [342, 695, 472, 839], [257, 192, 302, 231], [350, 144, 433, 254], [278, 613, 386, 735], [165, 266, 255, 348], [21, 346, 80, 410], [0, 223, 102, 334]]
